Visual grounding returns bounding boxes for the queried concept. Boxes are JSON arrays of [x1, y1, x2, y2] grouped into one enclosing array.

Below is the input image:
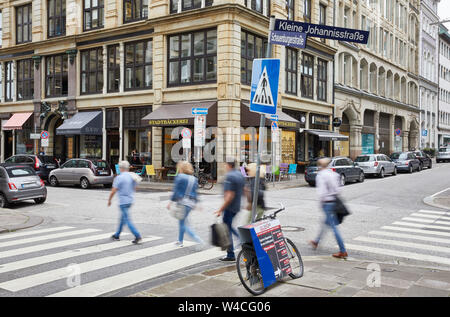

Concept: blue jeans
[[115, 204, 141, 239], [223, 210, 240, 258], [178, 206, 203, 244], [314, 202, 346, 253]]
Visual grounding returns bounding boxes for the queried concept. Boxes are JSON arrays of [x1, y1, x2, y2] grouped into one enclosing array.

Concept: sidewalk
[[137, 174, 308, 195], [131, 256, 450, 297], [424, 188, 450, 210], [0, 210, 43, 234]]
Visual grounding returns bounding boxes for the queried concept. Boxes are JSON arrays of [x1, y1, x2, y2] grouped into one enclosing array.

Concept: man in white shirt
[[309, 158, 348, 259]]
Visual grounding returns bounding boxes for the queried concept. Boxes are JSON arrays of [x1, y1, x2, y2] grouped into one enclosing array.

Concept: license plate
[[46, 165, 55, 169], [21, 183, 34, 189], [99, 171, 109, 175]]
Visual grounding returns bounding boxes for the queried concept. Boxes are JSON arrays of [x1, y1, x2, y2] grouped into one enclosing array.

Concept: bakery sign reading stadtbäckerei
[[148, 119, 189, 126]]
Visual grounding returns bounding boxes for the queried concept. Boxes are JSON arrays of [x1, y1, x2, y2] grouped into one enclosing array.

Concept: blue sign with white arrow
[[250, 59, 280, 115], [192, 108, 208, 115]]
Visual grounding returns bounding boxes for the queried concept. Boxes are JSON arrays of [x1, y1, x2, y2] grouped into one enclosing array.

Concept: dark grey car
[[0, 165, 47, 208], [305, 157, 365, 186], [389, 152, 421, 173]]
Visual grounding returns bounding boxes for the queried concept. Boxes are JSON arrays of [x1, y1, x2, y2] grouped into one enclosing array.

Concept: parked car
[[354, 154, 397, 178], [389, 152, 421, 173], [48, 159, 113, 189], [436, 147, 450, 163], [305, 157, 365, 187], [4, 155, 59, 181], [0, 164, 47, 208], [412, 150, 432, 170]]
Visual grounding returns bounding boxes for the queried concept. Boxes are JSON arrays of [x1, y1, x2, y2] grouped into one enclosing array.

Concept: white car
[[437, 147, 450, 163], [354, 154, 397, 178]]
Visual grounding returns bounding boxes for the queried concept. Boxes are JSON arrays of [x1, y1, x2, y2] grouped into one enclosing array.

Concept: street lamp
[[429, 19, 450, 26]]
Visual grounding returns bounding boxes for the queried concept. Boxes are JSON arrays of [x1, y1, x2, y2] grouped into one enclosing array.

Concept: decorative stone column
[[32, 55, 43, 154], [151, 34, 164, 169], [374, 111, 380, 153], [402, 130, 409, 152], [390, 114, 395, 154], [349, 124, 362, 159], [66, 49, 78, 117]]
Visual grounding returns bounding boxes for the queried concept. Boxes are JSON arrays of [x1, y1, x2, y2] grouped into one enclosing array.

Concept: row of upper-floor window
[[440, 65, 450, 81], [440, 40, 450, 60], [440, 88, 450, 104], [439, 110, 450, 126]]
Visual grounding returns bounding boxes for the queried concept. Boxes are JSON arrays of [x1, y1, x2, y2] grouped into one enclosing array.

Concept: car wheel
[[393, 167, 397, 176], [49, 176, 59, 187], [358, 172, 365, 183], [0, 193, 9, 208], [378, 168, 385, 178], [34, 197, 46, 204], [419, 164, 423, 171], [409, 165, 413, 173], [340, 174, 346, 186], [429, 162, 432, 169], [80, 177, 90, 189]]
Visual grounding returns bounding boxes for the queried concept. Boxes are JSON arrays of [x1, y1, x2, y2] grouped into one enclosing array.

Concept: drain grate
[[282, 226, 305, 232]]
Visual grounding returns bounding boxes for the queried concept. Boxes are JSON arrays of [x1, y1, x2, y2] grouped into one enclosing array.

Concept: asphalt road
[[0, 162, 449, 297]]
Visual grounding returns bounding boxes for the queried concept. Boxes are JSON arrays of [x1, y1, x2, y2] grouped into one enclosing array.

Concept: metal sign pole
[[251, 15, 275, 224]]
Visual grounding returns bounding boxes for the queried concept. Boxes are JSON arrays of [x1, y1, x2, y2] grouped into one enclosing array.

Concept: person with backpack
[[309, 158, 348, 259], [167, 161, 204, 247]]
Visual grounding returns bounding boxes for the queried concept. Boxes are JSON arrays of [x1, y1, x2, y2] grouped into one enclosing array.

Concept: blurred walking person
[[168, 161, 204, 247], [215, 159, 245, 261], [309, 158, 348, 258], [108, 161, 142, 244]]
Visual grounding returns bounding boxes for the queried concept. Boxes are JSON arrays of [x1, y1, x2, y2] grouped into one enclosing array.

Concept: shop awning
[[305, 129, 349, 141], [241, 102, 300, 129], [56, 111, 103, 135], [141, 101, 217, 127], [2, 112, 33, 130]]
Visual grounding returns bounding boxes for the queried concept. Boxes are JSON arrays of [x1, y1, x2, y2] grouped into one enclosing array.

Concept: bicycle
[[236, 204, 304, 295], [198, 169, 214, 190]]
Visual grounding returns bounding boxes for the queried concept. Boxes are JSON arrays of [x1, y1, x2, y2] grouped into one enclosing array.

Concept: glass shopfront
[[80, 135, 102, 158], [15, 129, 34, 154], [308, 113, 331, 159], [282, 109, 307, 163], [124, 106, 152, 167]]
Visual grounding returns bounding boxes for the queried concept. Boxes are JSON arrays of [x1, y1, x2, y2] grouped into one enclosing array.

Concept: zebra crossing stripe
[[345, 244, 450, 266], [381, 225, 450, 237], [0, 227, 74, 241], [401, 217, 450, 226], [417, 210, 450, 216], [392, 221, 450, 231], [410, 213, 450, 221], [0, 241, 197, 292], [369, 230, 450, 244], [354, 236, 450, 253], [0, 236, 162, 274], [0, 228, 101, 249], [0, 232, 130, 259], [47, 248, 224, 297]]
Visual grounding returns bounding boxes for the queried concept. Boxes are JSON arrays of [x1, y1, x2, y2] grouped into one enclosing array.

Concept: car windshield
[[7, 167, 36, 178], [92, 160, 108, 169], [39, 156, 56, 164], [355, 156, 373, 162], [439, 147, 450, 153], [391, 153, 408, 160]]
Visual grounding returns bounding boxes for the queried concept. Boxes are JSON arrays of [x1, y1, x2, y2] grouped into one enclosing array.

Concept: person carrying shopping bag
[[309, 158, 348, 259], [167, 161, 204, 247]]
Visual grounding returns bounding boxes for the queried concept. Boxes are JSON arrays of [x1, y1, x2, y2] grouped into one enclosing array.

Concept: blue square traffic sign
[[250, 59, 280, 115]]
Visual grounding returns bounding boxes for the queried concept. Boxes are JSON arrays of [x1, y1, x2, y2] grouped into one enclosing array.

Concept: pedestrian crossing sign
[[250, 59, 280, 115]]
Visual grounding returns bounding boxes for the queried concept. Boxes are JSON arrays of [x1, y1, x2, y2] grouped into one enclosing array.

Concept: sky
[[439, 0, 450, 28]]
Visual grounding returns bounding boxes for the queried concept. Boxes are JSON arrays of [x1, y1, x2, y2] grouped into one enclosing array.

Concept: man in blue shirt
[[108, 161, 142, 244], [215, 159, 245, 261]]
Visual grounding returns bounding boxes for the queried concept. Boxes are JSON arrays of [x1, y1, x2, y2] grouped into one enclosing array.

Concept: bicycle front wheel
[[236, 250, 266, 296], [285, 238, 304, 279]]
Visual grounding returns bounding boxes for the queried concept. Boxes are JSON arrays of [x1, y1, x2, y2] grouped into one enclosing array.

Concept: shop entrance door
[[107, 131, 120, 168], [4, 130, 13, 160]]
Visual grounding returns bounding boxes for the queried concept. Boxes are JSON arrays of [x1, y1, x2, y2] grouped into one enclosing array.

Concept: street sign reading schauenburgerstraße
[[274, 19, 369, 44]]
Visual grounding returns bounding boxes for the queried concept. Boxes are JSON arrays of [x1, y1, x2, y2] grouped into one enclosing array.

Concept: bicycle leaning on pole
[[236, 204, 304, 295]]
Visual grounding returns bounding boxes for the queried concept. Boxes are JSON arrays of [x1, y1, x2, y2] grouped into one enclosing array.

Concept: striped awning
[[2, 112, 33, 130]]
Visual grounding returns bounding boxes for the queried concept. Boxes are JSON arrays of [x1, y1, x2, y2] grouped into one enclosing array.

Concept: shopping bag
[[211, 222, 231, 250], [334, 196, 350, 224], [169, 203, 186, 220]]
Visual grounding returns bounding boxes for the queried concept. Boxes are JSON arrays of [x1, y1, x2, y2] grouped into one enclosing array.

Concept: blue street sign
[[270, 114, 279, 121], [274, 19, 369, 44], [269, 30, 306, 48], [422, 129, 428, 137], [250, 59, 280, 115], [192, 108, 208, 115]]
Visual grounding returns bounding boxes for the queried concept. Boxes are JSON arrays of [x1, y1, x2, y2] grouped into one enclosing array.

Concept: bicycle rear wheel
[[201, 175, 214, 190], [285, 238, 304, 279], [236, 249, 266, 295]]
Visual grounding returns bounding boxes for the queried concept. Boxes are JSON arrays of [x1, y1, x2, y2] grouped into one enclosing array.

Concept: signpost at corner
[[192, 107, 208, 176]]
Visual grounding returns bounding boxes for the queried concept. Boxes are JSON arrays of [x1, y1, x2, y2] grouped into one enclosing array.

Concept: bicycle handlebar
[[258, 203, 285, 221]]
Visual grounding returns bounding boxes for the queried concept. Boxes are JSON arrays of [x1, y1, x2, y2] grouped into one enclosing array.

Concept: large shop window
[[80, 135, 102, 159], [48, 0, 66, 38], [16, 4, 32, 44], [168, 29, 217, 86], [125, 39, 152, 90], [317, 59, 327, 101], [46, 54, 68, 97], [17, 59, 34, 101], [107, 45, 120, 92], [163, 127, 179, 168], [123, 0, 148, 23], [84, 0, 104, 31], [5, 61, 13, 102], [285, 47, 298, 95], [301, 53, 314, 99], [81, 47, 104, 94], [241, 30, 267, 85]]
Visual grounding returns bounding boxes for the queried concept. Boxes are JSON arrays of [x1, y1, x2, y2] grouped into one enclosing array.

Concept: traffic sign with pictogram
[[41, 131, 49, 139], [250, 59, 280, 115]]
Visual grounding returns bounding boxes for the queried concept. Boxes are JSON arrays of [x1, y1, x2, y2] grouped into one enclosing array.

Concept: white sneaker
[[175, 241, 184, 247]]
